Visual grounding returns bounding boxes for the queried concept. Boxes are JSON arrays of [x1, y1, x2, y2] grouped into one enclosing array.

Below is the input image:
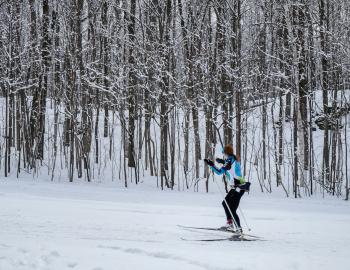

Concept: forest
[[0, 0, 349, 199]]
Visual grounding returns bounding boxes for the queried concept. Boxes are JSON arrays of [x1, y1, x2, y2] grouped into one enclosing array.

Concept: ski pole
[[238, 206, 251, 231]]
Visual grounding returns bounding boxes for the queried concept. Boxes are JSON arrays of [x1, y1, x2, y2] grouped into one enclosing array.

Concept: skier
[[204, 145, 250, 233]]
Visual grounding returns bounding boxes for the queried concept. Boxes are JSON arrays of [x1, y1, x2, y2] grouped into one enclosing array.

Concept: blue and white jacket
[[211, 156, 247, 188]]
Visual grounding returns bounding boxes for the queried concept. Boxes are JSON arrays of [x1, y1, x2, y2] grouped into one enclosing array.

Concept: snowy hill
[[0, 180, 349, 270]]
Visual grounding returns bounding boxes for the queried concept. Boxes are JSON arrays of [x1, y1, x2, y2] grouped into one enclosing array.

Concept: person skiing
[[204, 145, 250, 233]]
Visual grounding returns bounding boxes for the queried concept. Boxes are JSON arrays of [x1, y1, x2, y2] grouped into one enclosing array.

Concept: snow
[[0, 180, 349, 270]]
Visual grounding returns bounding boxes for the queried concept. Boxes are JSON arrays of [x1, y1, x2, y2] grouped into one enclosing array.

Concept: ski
[[181, 234, 259, 242], [181, 237, 232, 242], [178, 225, 261, 239]]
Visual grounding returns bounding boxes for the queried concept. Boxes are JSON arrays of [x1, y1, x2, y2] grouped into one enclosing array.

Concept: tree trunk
[[127, 0, 137, 172], [319, 0, 330, 186]]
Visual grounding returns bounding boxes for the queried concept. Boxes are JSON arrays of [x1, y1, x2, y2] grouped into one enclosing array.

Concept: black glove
[[215, 158, 225, 164], [240, 182, 251, 191], [204, 159, 214, 167]]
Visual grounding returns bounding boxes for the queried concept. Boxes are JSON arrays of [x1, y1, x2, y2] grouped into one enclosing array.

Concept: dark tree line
[[0, 0, 349, 199]]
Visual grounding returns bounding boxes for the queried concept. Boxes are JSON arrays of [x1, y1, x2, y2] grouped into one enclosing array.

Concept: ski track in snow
[[0, 181, 349, 270], [98, 245, 236, 270]]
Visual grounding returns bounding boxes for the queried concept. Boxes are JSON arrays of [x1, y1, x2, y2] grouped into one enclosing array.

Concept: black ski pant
[[222, 189, 245, 228]]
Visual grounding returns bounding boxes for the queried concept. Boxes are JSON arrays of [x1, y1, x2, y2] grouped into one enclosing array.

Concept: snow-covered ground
[[0, 180, 349, 270]]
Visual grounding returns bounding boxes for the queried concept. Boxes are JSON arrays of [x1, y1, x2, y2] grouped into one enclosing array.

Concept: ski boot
[[234, 227, 243, 235], [219, 219, 235, 232]]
